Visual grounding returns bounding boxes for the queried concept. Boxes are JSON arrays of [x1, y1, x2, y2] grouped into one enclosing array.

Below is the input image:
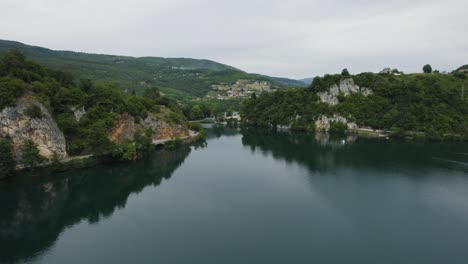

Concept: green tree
[[144, 86, 161, 101], [120, 142, 136, 161], [227, 108, 233, 117], [135, 129, 154, 156], [0, 138, 15, 178], [190, 105, 203, 120], [329, 121, 348, 133], [79, 79, 93, 92], [0, 77, 25, 110], [423, 64, 433, 74], [21, 139, 44, 169], [341, 68, 350, 76]]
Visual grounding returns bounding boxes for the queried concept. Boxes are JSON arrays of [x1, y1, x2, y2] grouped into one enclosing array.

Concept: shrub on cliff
[[329, 121, 348, 134], [165, 137, 183, 149], [120, 142, 136, 161], [134, 129, 155, 157], [25, 104, 43, 119], [21, 139, 45, 169], [0, 77, 25, 110], [0, 138, 15, 178]]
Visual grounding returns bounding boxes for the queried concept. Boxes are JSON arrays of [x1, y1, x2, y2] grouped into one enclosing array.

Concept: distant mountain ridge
[[252, 74, 305, 87], [0, 39, 303, 98], [299, 78, 313, 85], [0, 39, 239, 72]]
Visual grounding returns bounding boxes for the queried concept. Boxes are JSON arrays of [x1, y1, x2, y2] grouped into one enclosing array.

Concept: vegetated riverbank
[[0, 50, 206, 180], [241, 70, 468, 141], [11, 130, 205, 180]]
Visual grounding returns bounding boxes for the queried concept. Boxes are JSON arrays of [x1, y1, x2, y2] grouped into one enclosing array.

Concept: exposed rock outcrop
[[71, 105, 86, 122], [0, 96, 67, 161], [315, 114, 358, 132], [140, 113, 188, 142], [107, 109, 189, 145], [318, 78, 372, 106], [212, 79, 272, 91], [108, 113, 135, 144]]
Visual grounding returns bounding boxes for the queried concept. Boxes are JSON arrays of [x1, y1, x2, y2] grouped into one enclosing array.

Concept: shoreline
[[6, 130, 202, 180]]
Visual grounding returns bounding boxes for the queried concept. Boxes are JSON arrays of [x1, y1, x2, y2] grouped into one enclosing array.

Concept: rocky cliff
[[315, 114, 358, 132], [0, 96, 67, 162], [141, 112, 188, 142], [318, 78, 372, 106], [313, 78, 372, 131], [108, 113, 136, 144], [108, 108, 189, 145]]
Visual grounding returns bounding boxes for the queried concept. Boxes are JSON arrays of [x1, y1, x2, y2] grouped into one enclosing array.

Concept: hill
[[241, 72, 468, 140], [456, 65, 468, 72], [0, 50, 195, 177], [299, 78, 313, 84], [252, 74, 306, 87], [0, 39, 299, 98]]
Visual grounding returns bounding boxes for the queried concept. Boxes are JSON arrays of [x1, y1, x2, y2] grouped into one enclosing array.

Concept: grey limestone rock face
[[71, 105, 86, 122], [315, 114, 358, 132], [317, 78, 372, 106], [0, 96, 67, 162]]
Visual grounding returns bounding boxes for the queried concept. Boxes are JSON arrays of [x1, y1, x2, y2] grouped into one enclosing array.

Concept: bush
[[165, 137, 183, 149], [120, 142, 136, 161], [0, 77, 24, 110], [0, 138, 16, 178], [21, 139, 45, 169], [329, 121, 348, 134], [188, 122, 203, 132], [25, 104, 43, 119], [134, 130, 154, 157]]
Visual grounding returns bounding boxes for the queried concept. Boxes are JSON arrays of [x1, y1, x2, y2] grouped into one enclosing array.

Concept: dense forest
[[241, 69, 468, 139], [0, 50, 190, 177]]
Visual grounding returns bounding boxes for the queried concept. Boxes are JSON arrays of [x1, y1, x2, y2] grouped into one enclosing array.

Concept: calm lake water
[[1, 126, 468, 264]]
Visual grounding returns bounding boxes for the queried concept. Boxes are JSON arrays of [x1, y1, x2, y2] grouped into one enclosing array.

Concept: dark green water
[[1, 126, 468, 264]]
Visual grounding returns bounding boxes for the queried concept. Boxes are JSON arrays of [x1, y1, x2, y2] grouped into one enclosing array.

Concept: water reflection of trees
[[241, 128, 468, 173], [0, 147, 191, 263], [207, 124, 241, 139]]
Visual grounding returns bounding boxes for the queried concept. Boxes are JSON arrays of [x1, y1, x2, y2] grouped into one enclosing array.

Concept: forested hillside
[[0, 40, 301, 98], [241, 71, 468, 139], [0, 50, 191, 177]]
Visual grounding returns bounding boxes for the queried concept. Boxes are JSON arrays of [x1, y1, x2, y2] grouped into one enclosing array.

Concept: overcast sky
[[1, 0, 467, 78]]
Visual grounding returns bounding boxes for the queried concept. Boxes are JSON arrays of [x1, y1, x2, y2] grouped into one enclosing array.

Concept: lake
[[1, 126, 468, 264]]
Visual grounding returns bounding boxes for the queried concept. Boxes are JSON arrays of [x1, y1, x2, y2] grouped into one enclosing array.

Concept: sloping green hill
[[252, 74, 306, 87], [0, 39, 300, 98], [456, 65, 468, 72]]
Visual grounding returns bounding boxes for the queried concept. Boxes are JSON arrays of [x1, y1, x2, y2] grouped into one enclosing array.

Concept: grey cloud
[[1, 0, 467, 78]]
